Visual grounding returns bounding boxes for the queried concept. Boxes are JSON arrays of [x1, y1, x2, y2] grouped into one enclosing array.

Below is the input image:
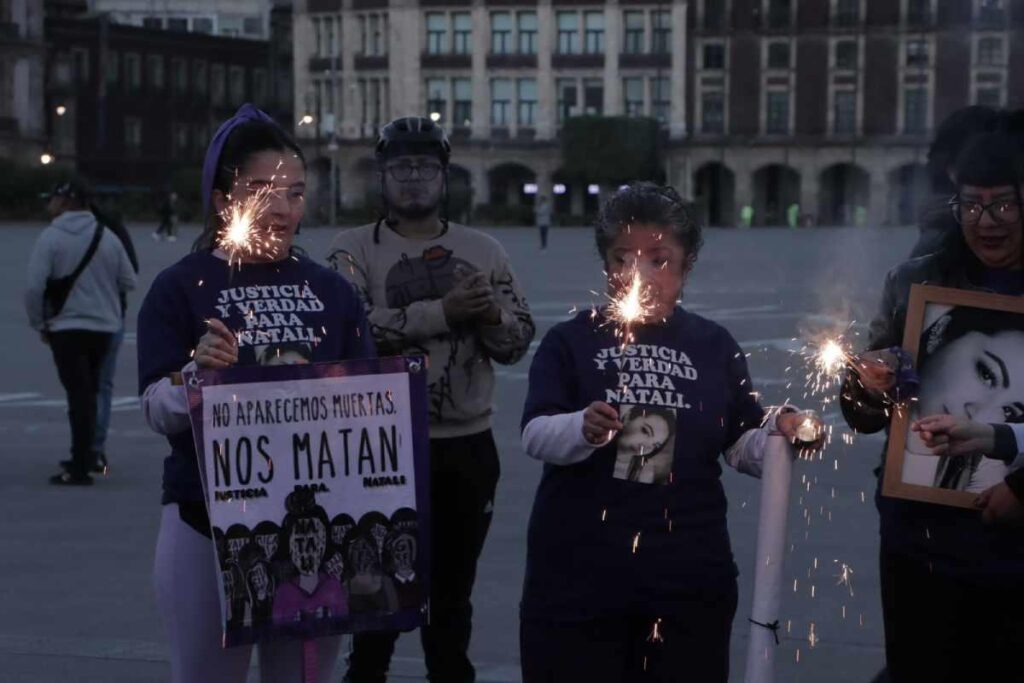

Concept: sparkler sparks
[[216, 187, 277, 266], [605, 263, 658, 347], [834, 561, 855, 596]]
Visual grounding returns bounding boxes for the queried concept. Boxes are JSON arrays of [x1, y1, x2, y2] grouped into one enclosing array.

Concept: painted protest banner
[[185, 356, 431, 647]]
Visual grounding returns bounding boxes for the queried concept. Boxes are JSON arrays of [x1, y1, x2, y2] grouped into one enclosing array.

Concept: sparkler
[[216, 187, 276, 267], [799, 335, 855, 401], [604, 262, 659, 347]]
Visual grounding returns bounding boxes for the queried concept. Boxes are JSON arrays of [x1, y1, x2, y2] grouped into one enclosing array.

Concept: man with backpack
[[24, 178, 137, 486]]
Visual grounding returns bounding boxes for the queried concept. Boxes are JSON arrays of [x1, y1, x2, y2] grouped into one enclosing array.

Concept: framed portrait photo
[[883, 284, 1024, 509]]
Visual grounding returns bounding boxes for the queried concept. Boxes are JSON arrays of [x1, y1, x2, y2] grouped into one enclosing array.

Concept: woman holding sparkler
[[137, 104, 375, 683], [841, 130, 1024, 683], [519, 183, 819, 682]]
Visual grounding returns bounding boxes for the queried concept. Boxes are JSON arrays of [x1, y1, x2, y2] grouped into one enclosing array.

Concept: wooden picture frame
[[882, 284, 1024, 508]]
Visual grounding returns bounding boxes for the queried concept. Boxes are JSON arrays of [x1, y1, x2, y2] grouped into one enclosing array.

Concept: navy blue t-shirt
[[520, 308, 764, 621], [137, 251, 375, 505]]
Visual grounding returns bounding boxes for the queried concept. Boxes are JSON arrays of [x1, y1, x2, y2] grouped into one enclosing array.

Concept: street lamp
[[429, 112, 441, 122], [299, 113, 314, 126], [40, 152, 55, 165], [55, 105, 67, 116]]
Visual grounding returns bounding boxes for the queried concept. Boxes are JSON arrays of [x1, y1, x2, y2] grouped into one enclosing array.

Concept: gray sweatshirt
[[25, 210, 137, 333], [328, 221, 535, 438]]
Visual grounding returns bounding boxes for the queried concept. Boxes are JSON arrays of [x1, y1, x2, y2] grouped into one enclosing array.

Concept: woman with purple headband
[[136, 104, 375, 682]]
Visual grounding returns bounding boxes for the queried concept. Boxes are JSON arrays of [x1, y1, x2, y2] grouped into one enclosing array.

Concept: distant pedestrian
[[739, 204, 753, 228], [154, 191, 179, 242], [787, 202, 800, 229], [536, 194, 552, 249], [25, 177, 136, 485]]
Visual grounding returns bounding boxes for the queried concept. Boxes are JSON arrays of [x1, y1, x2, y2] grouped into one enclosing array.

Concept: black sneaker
[[49, 472, 94, 486], [60, 455, 107, 474]]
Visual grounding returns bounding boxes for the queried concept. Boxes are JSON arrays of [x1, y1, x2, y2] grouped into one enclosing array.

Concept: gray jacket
[[25, 210, 137, 333]]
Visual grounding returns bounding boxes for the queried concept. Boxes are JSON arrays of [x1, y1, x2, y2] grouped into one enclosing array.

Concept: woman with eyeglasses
[[841, 130, 1024, 683]]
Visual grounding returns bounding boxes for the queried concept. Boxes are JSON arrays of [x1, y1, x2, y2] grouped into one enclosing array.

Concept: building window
[[229, 66, 245, 105], [193, 60, 208, 95], [426, 78, 447, 122], [833, 90, 856, 133], [834, 0, 859, 25], [557, 78, 577, 122], [147, 54, 164, 90], [766, 91, 789, 134], [584, 78, 603, 116], [557, 12, 580, 55], [623, 11, 645, 54], [211, 64, 226, 105], [907, 0, 931, 25], [518, 12, 538, 54], [74, 47, 92, 84], [452, 12, 472, 55], [584, 11, 604, 54], [623, 77, 644, 117], [976, 86, 1002, 107], [703, 43, 725, 69], [835, 40, 857, 69], [767, 42, 791, 69], [977, 0, 1006, 22], [142, 17, 163, 29], [124, 116, 142, 153], [453, 78, 471, 126], [193, 17, 213, 34], [104, 51, 118, 86], [704, 0, 725, 30], [171, 57, 187, 95], [518, 78, 537, 125], [978, 37, 1004, 66], [906, 39, 929, 67], [491, 78, 512, 126], [173, 123, 189, 157], [243, 16, 263, 37], [701, 91, 725, 134], [491, 12, 512, 54], [325, 17, 337, 56], [426, 13, 447, 54], [167, 17, 188, 32], [125, 52, 142, 91], [361, 13, 387, 56], [652, 10, 671, 54], [651, 77, 670, 122], [767, 0, 792, 28], [904, 87, 927, 133], [253, 68, 268, 104]]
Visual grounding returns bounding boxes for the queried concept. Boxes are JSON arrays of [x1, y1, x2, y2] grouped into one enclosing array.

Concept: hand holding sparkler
[[582, 401, 622, 446], [195, 319, 238, 369], [850, 348, 898, 395]]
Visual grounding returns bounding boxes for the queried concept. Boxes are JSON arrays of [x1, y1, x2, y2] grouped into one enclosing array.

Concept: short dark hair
[[929, 106, 999, 192], [954, 131, 1020, 189], [595, 182, 703, 273]]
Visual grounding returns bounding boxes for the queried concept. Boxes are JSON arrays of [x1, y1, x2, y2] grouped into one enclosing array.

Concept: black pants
[[155, 218, 176, 237], [346, 430, 500, 683], [520, 583, 737, 683], [880, 545, 1024, 683], [538, 224, 549, 249], [49, 330, 111, 477]]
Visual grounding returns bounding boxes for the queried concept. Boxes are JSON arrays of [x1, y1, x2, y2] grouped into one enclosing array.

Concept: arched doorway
[[447, 164, 472, 223], [693, 162, 736, 227], [819, 163, 870, 226], [753, 164, 800, 226], [487, 162, 537, 207]]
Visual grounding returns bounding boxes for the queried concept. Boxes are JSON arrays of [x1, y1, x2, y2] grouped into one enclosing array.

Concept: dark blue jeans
[[93, 325, 124, 454]]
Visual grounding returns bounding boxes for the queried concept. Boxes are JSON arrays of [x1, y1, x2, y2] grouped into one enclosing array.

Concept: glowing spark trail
[[216, 187, 276, 267], [605, 263, 658, 347]]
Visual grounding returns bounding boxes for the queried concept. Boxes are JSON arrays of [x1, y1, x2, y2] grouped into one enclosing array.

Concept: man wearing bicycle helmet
[[328, 117, 535, 683]]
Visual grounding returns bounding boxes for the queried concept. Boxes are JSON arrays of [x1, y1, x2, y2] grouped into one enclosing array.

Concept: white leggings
[[154, 504, 343, 683]]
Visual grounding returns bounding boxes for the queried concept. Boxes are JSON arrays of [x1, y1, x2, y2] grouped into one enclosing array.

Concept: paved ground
[[0, 221, 918, 682]]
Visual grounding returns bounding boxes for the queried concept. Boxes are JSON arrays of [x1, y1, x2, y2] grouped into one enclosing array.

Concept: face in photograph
[[288, 517, 327, 578], [613, 405, 677, 485]]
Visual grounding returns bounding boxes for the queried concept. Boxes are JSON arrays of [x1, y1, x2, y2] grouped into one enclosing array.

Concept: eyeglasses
[[948, 196, 1022, 226], [385, 161, 443, 182]]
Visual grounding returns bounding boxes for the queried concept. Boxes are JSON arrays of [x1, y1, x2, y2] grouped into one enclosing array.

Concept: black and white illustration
[[612, 404, 678, 485], [901, 302, 1024, 493]]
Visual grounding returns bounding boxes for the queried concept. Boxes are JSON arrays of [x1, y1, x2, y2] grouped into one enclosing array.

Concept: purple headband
[[201, 103, 280, 215]]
